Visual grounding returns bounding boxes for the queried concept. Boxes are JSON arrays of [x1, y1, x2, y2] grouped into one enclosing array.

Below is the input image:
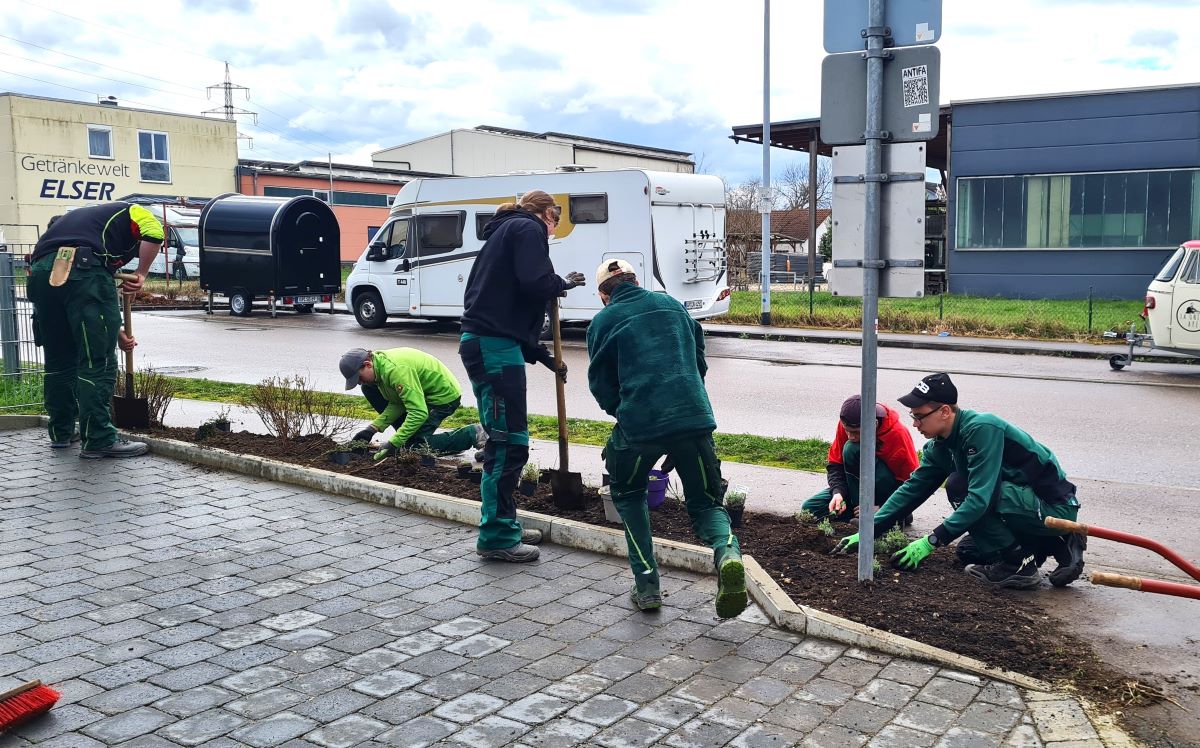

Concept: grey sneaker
[[477, 543, 540, 563], [521, 528, 543, 545], [630, 586, 663, 611], [472, 423, 488, 450], [80, 439, 149, 460], [50, 432, 82, 449]]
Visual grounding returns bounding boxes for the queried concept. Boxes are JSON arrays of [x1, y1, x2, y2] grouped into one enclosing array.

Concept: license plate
[[684, 299, 704, 310], [295, 295, 321, 304]]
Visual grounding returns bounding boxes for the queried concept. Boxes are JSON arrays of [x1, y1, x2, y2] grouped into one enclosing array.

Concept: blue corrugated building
[[732, 83, 1200, 299]]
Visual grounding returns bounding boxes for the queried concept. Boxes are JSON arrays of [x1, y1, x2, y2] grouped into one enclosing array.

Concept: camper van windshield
[[1155, 247, 1188, 282]]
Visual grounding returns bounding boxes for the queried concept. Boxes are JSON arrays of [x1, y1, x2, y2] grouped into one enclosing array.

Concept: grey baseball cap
[[340, 348, 371, 390]]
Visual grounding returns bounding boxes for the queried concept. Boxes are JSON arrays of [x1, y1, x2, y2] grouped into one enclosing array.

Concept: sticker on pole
[[902, 65, 930, 108]]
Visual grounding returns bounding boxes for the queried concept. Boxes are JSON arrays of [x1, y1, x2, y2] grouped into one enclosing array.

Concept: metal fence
[[1, 229, 42, 412]]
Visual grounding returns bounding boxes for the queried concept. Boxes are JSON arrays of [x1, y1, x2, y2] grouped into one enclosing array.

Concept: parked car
[[121, 205, 201, 280]]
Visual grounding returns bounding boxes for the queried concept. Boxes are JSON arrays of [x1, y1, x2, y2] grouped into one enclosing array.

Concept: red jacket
[[826, 405, 919, 493]]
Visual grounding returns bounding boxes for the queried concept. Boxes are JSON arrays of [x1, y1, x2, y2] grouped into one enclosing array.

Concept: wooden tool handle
[[1044, 517, 1088, 535], [0, 679, 42, 702], [1090, 572, 1142, 591], [550, 299, 569, 472], [120, 282, 135, 393]]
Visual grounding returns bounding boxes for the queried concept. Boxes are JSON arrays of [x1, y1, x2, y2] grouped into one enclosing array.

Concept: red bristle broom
[[0, 680, 61, 733]]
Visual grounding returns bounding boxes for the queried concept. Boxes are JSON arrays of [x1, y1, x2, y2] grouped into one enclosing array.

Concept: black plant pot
[[214, 421, 231, 433], [420, 455, 436, 468], [349, 444, 371, 457], [727, 506, 744, 528], [456, 463, 473, 479], [467, 470, 483, 485], [327, 451, 353, 466], [519, 480, 536, 496]]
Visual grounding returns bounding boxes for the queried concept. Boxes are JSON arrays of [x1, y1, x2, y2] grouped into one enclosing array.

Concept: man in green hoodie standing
[[587, 259, 746, 619], [340, 347, 485, 460]]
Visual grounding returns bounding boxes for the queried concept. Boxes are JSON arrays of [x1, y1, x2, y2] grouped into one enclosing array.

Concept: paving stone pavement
[[0, 428, 1106, 748]]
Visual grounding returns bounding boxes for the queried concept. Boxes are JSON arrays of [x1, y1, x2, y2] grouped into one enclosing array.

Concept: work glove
[[660, 455, 675, 475], [828, 493, 847, 516], [373, 442, 399, 462], [563, 271, 586, 290], [890, 536, 935, 570], [831, 533, 859, 555], [351, 427, 376, 444], [532, 345, 567, 382]]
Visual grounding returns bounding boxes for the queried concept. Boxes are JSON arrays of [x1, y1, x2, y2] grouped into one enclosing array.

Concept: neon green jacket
[[370, 348, 462, 446]]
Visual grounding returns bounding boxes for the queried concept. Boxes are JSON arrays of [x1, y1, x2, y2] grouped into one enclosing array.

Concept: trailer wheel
[[354, 290, 386, 329], [1109, 354, 1127, 371], [229, 291, 253, 317], [293, 304, 314, 314]]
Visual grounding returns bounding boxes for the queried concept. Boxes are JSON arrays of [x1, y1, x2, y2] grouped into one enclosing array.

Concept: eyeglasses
[[909, 406, 942, 424]]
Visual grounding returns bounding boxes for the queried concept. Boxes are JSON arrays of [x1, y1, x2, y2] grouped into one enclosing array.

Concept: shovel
[[111, 273, 150, 429], [546, 298, 585, 509]]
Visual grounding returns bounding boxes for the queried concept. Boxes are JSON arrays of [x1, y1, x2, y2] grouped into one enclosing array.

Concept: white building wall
[[573, 147, 693, 173], [373, 133, 453, 174]]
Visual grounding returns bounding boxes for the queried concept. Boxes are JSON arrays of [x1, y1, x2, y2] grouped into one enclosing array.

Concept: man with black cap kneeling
[[801, 394, 919, 521], [832, 372, 1086, 589]]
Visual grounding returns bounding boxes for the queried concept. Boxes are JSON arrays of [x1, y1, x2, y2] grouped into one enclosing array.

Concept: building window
[[263, 186, 314, 199], [262, 186, 391, 207], [569, 194, 608, 223], [956, 168, 1200, 250], [87, 125, 112, 159], [138, 130, 171, 182]]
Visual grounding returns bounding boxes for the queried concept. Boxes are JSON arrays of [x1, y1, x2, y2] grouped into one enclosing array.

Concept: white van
[[344, 169, 729, 328], [1144, 240, 1200, 356], [121, 204, 202, 280]]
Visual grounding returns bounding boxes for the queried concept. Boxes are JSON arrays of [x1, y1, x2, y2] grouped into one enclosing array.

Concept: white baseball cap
[[595, 258, 636, 288]]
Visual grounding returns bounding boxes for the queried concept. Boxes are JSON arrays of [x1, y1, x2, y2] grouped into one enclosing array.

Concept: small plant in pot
[[325, 441, 370, 466], [725, 486, 748, 528], [412, 442, 437, 468], [195, 407, 233, 441], [456, 462, 474, 479], [520, 463, 540, 496]]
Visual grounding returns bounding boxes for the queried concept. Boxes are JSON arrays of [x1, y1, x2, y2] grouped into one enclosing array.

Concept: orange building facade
[[236, 160, 431, 262]]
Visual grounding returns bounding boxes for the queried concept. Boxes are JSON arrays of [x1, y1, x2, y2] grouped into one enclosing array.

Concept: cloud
[[558, 0, 661, 13], [1128, 28, 1178, 51], [462, 23, 491, 48], [334, 0, 421, 47], [183, 0, 254, 12], [494, 46, 562, 72]]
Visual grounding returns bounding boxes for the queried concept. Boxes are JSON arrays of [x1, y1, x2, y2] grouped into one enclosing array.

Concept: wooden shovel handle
[[114, 274, 136, 389], [550, 299, 569, 472]]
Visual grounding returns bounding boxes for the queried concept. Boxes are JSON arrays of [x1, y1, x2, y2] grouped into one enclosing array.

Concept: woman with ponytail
[[459, 190, 586, 562]]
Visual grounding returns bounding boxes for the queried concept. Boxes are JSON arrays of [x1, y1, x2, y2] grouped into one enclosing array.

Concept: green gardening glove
[[891, 536, 935, 570], [830, 533, 859, 555], [373, 442, 399, 462]]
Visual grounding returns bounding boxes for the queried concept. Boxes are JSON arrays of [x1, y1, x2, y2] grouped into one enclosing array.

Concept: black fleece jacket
[[460, 209, 567, 362]]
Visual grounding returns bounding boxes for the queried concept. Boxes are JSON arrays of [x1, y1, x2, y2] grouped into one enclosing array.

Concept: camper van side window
[[415, 213, 465, 256], [569, 194, 608, 224], [1181, 253, 1200, 284], [475, 212, 495, 240]]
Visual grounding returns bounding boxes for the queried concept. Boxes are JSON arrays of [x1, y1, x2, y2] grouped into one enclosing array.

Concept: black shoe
[[901, 513, 914, 528], [965, 555, 1042, 590], [1048, 533, 1086, 588], [954, 535, 1000, 566]]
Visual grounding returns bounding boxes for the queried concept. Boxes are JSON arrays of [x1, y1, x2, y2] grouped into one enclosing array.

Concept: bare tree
[[724, 178, 777, 289], [777, 159, 833, 212]]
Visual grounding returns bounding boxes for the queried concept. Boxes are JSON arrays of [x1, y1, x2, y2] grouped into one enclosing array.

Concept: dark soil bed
[[150, 427, 1157, 717]]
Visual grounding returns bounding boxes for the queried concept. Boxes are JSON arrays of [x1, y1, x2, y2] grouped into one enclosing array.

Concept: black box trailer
[[199, 193, 341, 317]]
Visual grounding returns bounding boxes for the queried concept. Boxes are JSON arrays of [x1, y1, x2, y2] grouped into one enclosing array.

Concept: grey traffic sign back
[[829, 142, 927, 298], [823, 0, 941, 53], [820, 45, 940, 146]]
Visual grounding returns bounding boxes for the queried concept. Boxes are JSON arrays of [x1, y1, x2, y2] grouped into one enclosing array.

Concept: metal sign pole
[[760, 0, 772, 326], [857, 0, 887, 583]]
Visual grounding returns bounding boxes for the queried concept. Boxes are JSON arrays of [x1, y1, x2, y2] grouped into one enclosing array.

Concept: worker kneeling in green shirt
[[340, 347, 485, 461], [833, 373, 1086, 590]]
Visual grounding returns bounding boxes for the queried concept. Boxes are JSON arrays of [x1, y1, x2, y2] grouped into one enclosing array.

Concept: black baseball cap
[[899, 373, 958, 408], [839, 395, 886, 427]]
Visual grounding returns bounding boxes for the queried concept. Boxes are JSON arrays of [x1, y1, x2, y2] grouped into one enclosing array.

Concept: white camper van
[[120, 204, 202, 280], [344, 169, 729, 329]]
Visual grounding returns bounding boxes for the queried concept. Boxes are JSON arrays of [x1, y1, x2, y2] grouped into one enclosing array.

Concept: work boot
[[80, 439, 149, 460], [472, 423, 488, 450], [521, 528, 543, 545], [715, 554, 748, 619], [964, 553, 1042, 590], [477, 542, 539, 563], [1047, 533, 1086, 588], [474, 450, 486, 463], [50, 432, 82, 449], [630, 585, 663, 612]]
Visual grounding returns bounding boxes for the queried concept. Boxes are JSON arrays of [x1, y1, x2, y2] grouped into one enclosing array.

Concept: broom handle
[[115, 273, 137, 393], [550, 298, 569, 472], [0, 679, 42, 702]]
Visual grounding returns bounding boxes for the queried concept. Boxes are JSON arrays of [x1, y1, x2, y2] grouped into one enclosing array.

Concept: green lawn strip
[[164, 376, 829, 472], [723, 290, 1144, 340]]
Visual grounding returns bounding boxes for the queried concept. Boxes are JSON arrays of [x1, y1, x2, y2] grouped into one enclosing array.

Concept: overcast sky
[[2, 0, 1197, 187]]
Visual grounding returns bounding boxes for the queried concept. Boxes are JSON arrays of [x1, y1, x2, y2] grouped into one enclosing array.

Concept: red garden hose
[[1044, 517, 1200, 582]]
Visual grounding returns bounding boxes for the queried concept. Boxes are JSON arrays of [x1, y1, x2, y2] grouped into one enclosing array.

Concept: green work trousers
[[946, 472, 1080, 557], [27, 257, 120, 451], [459, 334, 528, 551], [361, 387, 476, 454], [605, 425, 740, 593], [802, 441, 901, 520]]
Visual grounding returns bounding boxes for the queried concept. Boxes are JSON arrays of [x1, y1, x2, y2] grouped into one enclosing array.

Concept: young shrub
[[521, 463, 541, 483], [115, 365, 177, 427], [875, 526, 911, 557], [816, 517, 835, 537], [243, 374, 357, 440], [794, 509, 817, 524], [725, 489, 747, 509], [196, 406, 233, 441]]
